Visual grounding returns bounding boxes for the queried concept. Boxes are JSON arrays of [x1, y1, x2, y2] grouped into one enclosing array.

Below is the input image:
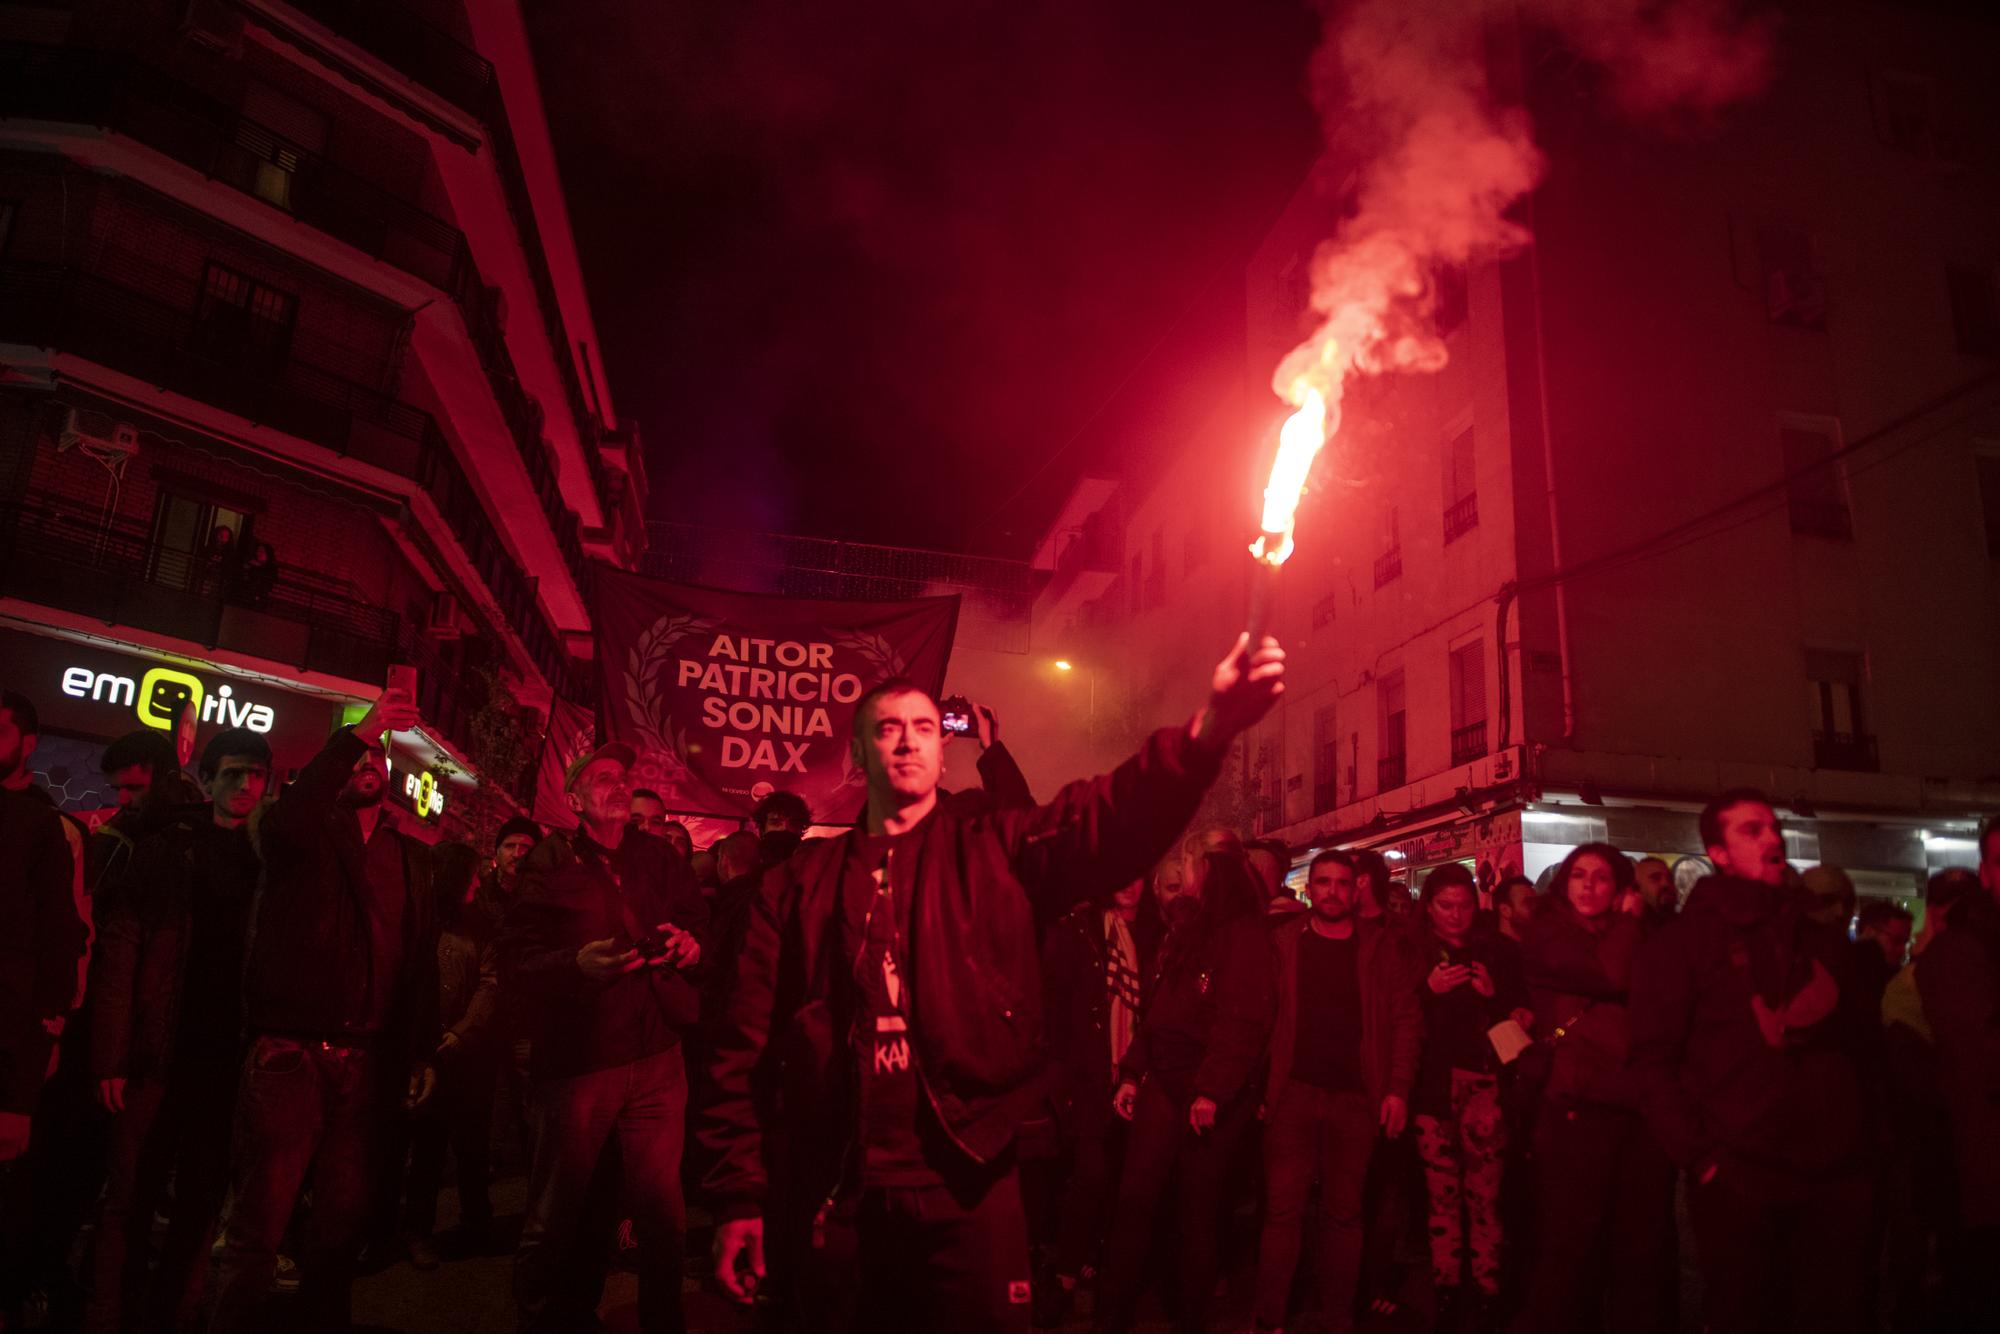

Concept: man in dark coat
[[1036, 875, 1161, 1321], [83, 728, 268, 1334], [209, 690, 438, 1334], [703, 634, 1285, 1332], [1629, 789, 1875, 1334], [506, 742, 709, 1334], [1255, 849, 1422, 1334], [1914, 818, 2000, 1327]]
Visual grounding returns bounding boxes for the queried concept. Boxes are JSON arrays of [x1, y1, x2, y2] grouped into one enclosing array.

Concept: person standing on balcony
[[208, 688, 439, 1334]]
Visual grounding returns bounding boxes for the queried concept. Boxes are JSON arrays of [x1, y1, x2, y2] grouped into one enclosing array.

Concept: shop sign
[[394, 765, 446, 820]]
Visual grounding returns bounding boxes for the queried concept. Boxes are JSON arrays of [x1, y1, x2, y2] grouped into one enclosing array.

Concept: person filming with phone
[[209, 685, 439, 1334], [503, 740, 709, 1334], [704, 632, 1285, 1332]]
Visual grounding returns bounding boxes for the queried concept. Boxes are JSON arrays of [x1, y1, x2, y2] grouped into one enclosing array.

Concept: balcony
[[1443, 492, 1479, 544], [1373, 547, 1403, 589], [0, 499, 401, 685], [0, 261, 588, 703], [1378, 753, 1407, 791], [1450, 721, 1489, 766], [273, 0, 494, 117], [1812, 730, 1879, 772], [0, 43, 469, 296]]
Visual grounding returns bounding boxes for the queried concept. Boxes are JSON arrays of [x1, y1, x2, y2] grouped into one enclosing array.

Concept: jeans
[[850, 1170, 1033, 1334], [1517, 1100, 1675, 1334], [1052, 1127, 1123, 1279], [515, 1046, 687, 1334], [1688, 1166, 1872, 1334], [405, 1054, 496, 1239], [82, 1061, 236, 1334], [1094, 1078, 1257, 1334], [1253, 1085, 1376, 1332], [208, 1036, 388, 1334]]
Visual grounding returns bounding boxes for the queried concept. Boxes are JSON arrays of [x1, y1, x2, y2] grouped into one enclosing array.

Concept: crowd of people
[[2, 627, 1999, 1334]]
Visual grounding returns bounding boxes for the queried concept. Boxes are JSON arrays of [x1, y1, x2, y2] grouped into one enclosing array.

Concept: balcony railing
[[0, 499, 401, 685], [0, 43, 470, 296], [274, 0, 494, 117], [1378, 753, 1407, 791], [1374, 547, 1403, 589], [1450, 721, 1489, 766], [1812, 730, 1879, 772], [1443, 492, 1479, 543], [0, 261, 588, 703]]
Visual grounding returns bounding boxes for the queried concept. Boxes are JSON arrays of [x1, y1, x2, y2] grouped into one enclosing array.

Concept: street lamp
[[1052, 656, 1093, 718]]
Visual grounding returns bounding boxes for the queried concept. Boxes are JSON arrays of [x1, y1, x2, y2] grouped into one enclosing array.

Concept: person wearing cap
[[504, 741, 709, 1334], [209, 688, 439, 1334], [477, 816, 543, 927]]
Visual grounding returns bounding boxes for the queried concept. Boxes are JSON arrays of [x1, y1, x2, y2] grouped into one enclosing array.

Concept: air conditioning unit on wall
[[57, 407, 139, 465], [425, 591, 471, 640]]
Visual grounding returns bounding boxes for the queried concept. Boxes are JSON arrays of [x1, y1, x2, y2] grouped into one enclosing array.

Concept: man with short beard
[[1629, 788, 1874, 1334], [84, 729, 269, 1334], [209, 689, 438, 1334], [1254, 850, 1421, 1334]]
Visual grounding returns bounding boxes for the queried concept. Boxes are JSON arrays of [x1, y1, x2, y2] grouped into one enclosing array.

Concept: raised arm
[[1001, 634, 1284, 909]]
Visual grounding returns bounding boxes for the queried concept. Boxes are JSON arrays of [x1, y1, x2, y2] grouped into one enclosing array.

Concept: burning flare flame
[[1249, 376, 1331, 568]]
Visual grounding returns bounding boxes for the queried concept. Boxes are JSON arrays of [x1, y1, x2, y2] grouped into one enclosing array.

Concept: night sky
[[525, 0, 1321, 556]]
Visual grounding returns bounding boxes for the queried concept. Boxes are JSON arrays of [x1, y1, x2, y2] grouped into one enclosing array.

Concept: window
[[1375, 507, 1402, 588], [1182, 516, 1209, 573], [1312, 591, 1337, 631], [1875, 70, 1947, 161], [1948, 266, 1999, 357], [193, 263, 297, 372], [1378, 671, 1406, 791], [1806, 648, 1877, 771], [1444, 427, 1477, 542], [147, 491, 250, 593], [1146, 528, 1165, 609], [1313, 704, 1338, 814], [1432, 263, 1468, 337], [1449, 641, 1487, 765], [1759, 225, 1826, 329], [1977, 453, 2000, 558], [1782, 424, 1851, 539]]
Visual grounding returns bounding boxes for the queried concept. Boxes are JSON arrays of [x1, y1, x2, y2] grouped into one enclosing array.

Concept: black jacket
[[503, 826, 709, 1082], [0, 784, 86, 1115], [1042, 902, 1162, 1140], [243, 728, 436, 1062], [90, 810, 258, 1083], [1412, 927, 1527, 1114], [1915, 899, 2000, 1226], [1628, 873, 1871, 1186], [1522, 902, 1644, 1107], [1120, 914, 1277, 1109], [698, 724, 1224, 1224]]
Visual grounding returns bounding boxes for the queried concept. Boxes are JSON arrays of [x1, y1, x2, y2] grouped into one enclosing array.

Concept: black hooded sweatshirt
[[1628, 873, 1873, 1187]]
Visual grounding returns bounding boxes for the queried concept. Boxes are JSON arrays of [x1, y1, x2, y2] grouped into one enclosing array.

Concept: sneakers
[[272, 1255, 301, 1292]]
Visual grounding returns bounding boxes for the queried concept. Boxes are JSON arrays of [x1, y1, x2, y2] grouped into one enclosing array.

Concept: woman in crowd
[[1517, 843, 1674, 1334], [1093, 843, 1275, 1334], [1411, 863, 1527, 1333]]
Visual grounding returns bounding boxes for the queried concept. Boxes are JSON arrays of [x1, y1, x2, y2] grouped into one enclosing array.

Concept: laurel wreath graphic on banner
[[830, 628, 907, 791], [623, 613, 720, 781]]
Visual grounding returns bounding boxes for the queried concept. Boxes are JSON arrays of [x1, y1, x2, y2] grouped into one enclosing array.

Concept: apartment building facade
[[0, 0, 644, 839], [1036, 0, 2000, 908]]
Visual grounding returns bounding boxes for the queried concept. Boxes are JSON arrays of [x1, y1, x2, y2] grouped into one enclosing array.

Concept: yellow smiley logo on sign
[[136, 667, 204, 732]]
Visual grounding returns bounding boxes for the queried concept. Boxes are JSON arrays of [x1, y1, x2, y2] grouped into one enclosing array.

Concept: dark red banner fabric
[[591, 564, 959, 833]]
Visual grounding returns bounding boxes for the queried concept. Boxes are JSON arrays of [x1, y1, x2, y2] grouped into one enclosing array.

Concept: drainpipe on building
[[1522, 187, 1577, 742]]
